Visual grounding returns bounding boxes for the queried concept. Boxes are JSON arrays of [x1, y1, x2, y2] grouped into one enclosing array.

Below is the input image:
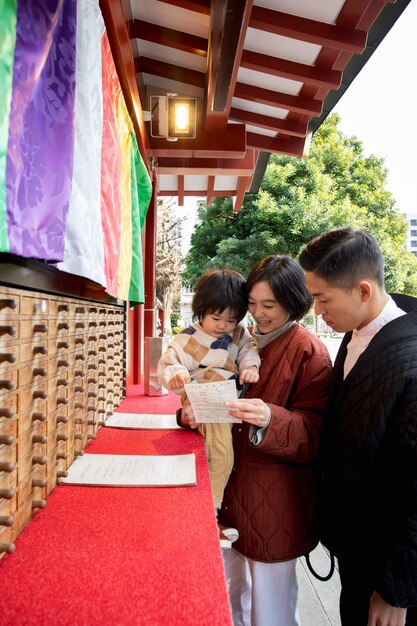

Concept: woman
[[179, 256, 332, 626]]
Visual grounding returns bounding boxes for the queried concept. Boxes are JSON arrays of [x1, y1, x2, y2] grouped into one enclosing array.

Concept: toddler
[[157, 269, 260, 546]]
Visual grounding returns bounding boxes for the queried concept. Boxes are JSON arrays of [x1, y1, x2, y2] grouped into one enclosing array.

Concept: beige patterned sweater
[[157, 322, 260, 393]]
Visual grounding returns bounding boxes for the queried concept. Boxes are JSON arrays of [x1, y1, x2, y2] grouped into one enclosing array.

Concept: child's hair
[[246, 255, 313, 321], [192, 269, 247, 323], [299, 227, 385, 290]]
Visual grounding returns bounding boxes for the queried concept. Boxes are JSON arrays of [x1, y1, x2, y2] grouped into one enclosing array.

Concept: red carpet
[[0, 385, 232, 626]]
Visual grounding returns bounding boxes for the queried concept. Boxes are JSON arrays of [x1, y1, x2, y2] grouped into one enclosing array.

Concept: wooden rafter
[[240, 50, 342, 89], [156, 150, 256, 175], [230, 107, 308, 137], [235, 82, 323, 116], [246, 132, 306, 156], [137, 57, 205, 89], [249, 6, 367, 53], [129, 20, 208, 57], [156, 0, 210, 15], [233, 176, 250, 212]]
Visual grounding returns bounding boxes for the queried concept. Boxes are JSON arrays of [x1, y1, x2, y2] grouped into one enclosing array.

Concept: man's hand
[[239, 365, 259, 385], [368, 591, 407, 626]]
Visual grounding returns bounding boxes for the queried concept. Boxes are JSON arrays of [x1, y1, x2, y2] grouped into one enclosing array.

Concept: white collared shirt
[[343, 297, 406, 379]]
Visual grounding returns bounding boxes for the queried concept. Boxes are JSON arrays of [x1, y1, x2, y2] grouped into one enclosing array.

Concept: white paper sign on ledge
[[105, 412, 180, 430], [60, 453, 196, 487]]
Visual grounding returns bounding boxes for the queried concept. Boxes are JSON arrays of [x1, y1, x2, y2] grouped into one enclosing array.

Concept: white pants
[[222, 548, 301, 626]]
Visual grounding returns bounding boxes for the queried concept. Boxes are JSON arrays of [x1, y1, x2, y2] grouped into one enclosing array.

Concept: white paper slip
[[105, 412, 180, 430], [60, 453, 196, 487], [184, 379, 241, 423]]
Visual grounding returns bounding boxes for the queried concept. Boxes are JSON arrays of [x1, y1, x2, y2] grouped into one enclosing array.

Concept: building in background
[[403, 211, 417, 257]]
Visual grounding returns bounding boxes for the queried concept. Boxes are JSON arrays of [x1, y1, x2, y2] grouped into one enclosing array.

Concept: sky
[[333, 0, 417, 215]]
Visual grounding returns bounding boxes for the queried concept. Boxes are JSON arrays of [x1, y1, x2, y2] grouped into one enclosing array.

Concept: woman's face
[[248, 280, 290, 333]]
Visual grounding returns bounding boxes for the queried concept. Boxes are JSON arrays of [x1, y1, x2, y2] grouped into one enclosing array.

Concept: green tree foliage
[[183, 114, 417, 295]]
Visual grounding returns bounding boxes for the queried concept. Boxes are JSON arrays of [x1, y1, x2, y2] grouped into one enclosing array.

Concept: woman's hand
[[225, 398, 271, 429], [178, 397, 199, 430]]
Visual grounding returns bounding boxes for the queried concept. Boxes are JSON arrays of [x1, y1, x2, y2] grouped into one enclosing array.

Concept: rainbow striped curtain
[[0, 0, 152, 304]]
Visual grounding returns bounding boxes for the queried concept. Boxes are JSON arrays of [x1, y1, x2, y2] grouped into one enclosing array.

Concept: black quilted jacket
[[319, 294, 417, 608]]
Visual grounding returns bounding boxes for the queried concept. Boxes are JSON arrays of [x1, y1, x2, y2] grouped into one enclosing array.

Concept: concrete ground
[[297, 544, 341, 625]]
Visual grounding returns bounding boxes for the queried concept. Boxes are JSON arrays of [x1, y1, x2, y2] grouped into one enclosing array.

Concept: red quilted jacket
[[220, 324, 332, 562]]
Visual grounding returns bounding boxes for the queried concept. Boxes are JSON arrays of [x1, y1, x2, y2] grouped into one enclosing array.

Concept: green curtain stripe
[[0, 0, 17, 252], [128, 133, 151, 305]]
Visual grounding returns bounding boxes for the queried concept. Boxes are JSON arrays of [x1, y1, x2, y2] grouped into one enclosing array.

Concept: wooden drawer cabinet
[[0, 284, 125, 556]]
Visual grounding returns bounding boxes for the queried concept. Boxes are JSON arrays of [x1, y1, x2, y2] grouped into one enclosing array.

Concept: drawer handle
[[75, 307, 85, 314], [33, 324, 48, 334], [33, 390, 47, 400], [32, 412, 47, 422], [58, 360, 69, 368], [57, 341, 69, 349], [0, 543, 15, 554], [0, 299, 17, 310], [56, 397, 68, 405], [0, 353, 16, 364], [32, 456, 47, 466], [0, 461, 15, 473], [57, 304, 69, 312], [0, 435, 15, 446], [33, 345, 48, 355], [32, 478, 46, 488], [56, 415, 68, 424], [58, 323, 69, 331], [75, 337, 85, 345], [56, 434, 68, 442], [57, 379, 69, 387], [0, 380, 14, 390], [0, 515, 14, 527], [0, 488, 15, 500], [0, 408, 14, 419], [74, 386, 84, 393], [0, 325, 16, 337], [33, 368, 47, 377], [32, 499, 46, 509], [32, 434, 47, 444]]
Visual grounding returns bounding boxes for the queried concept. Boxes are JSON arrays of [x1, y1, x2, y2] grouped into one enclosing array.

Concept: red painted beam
[[230, 107, 307, 137], [149, 124, 247, 158], [156, 150, 256, 175], [235, 81, 323, 116], [233, 176, 250, 212], [178, 175, 185, 206], [241, 49, 342, 89], [157, 0, 210, 15], [249, 6, 367, 53], [207, 175, 215, 206], [129, 20, 208, 57], [137, 57, 205, 89], [246, 132, 306, 156]]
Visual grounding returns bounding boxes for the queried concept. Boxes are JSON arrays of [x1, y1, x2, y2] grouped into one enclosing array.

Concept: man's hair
[[299, 227, 385, 289], [246, 255, 313, 321], [192, 268, 247, 323]]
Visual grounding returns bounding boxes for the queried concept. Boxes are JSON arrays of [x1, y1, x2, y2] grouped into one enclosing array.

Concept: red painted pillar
[[144, 186, 157, 339]]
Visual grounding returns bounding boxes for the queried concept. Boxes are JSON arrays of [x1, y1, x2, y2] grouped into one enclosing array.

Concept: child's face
[[200, 308, 238, 338]]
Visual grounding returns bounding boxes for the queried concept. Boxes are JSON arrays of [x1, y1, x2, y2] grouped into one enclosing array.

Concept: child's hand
[[239, 366, 259, 385], [168, 372, 191, 391]]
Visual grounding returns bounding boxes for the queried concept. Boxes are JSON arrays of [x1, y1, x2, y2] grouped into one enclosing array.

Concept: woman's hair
[[246, 256, 313, 321], [192, 268, 247, 323], [298, 227, 385, 290]]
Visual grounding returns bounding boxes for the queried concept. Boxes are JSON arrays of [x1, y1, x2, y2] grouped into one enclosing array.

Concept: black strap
[[305, 551, 335, 582]]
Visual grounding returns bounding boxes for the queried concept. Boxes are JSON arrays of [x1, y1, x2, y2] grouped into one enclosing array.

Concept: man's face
[[305, 272, 366, 333]]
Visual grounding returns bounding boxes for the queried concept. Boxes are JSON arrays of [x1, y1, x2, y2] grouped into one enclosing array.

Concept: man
[[299, 227, 417, 626]]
